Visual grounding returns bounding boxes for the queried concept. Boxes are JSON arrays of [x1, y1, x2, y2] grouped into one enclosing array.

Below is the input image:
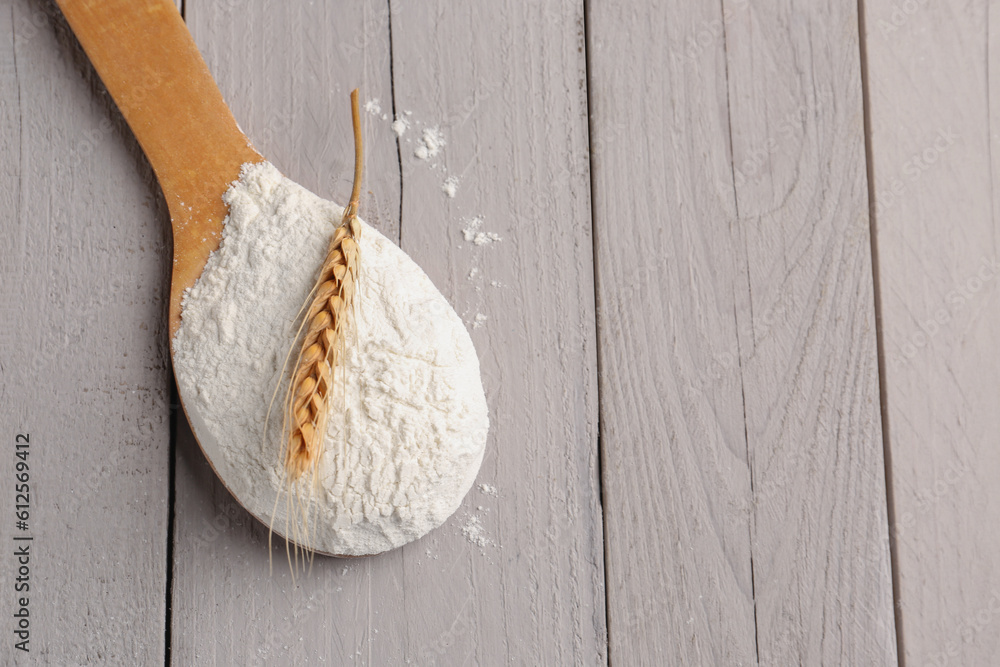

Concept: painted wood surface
[[863, 1, 1000, 664], [170, 0, 604, 664], [586, 1, 757, 664], [0, 0, 171, 663], [723, 1, 896, 663], [6, 0, 1000, 663], [589, 0, 895, 663]]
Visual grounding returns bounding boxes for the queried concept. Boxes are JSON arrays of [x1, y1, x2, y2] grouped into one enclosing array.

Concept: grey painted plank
[[0, 1, 171, 664], [590, 0, 895, 663], [172, 0, 604, 664], [722, 1, 896, 663], [586, 2, 757, 664], [862, 1, 1000, 663]]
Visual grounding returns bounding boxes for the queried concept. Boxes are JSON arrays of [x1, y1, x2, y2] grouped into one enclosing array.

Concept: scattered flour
[[473, 313, 487, 329], [461, 514, 492, 549], [172, 162, 489, 556], [414, 127, 445, 160], [391, 116, 409, 137], [461, 216, 502, 246], [478, 483, 498, 496], [364, 98, 382, 115], [441, 176, 459, 198]]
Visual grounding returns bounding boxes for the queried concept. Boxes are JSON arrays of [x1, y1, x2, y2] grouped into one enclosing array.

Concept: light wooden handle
[[55, 0, 263, 335]]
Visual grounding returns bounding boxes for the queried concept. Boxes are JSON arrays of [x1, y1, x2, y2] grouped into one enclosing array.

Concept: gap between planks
[[854, 0, 905, 663]]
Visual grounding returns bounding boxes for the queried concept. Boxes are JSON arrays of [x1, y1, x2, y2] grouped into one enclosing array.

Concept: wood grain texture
[[722, 1, 896, 663], [1, 0, 959, 662], [588, 2, 755, 665], [590, 0, 896, 663], [862, 1, 1000, 663], [587, 1, 757, 663], [0, 1, 171, 663]]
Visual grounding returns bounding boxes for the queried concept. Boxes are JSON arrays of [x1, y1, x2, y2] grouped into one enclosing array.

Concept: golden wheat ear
[[283, 88, 363, 483], [268, 89, 363, 572]]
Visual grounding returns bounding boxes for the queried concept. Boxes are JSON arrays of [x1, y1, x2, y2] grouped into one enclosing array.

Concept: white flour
[[462, 216, 502, 246], [441, 176, 459, 198], [391, 116, 409, 137], [414, 127, 445, 160], [461, 514, 491, 549], [172, 162, 489, 556]]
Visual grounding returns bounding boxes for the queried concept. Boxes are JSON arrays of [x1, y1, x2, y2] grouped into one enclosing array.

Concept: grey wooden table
[[1, 0, 996, 665]]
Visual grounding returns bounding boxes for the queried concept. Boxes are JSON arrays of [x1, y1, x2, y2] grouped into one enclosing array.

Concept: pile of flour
[[172, 162, 489, 556]]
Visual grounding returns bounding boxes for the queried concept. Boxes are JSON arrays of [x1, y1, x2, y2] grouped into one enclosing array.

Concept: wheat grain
[[282, 89, 363, 481], [268, 90, 364, 572]]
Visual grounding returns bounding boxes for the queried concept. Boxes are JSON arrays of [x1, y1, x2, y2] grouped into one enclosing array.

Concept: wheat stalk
[[281, 89, 363, 482], [264, 90, 364, 574]]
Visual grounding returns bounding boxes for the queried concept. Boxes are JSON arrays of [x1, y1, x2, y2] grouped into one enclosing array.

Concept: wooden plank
[[589, 0, 895, 662], [381, 0, 606, 664], [586, 1, 757, 663], [862, 1, 1000, 663], [722, 1, 896, 663], [168, 1, 403, 664], [0, 1, 171, 662]]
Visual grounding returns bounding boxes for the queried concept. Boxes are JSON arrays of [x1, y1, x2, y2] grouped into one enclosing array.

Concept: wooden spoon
[[55, 0, 345, 555]]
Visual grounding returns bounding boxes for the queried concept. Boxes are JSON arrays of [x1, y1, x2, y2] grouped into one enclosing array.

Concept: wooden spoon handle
[[55, 0, 262, 334]]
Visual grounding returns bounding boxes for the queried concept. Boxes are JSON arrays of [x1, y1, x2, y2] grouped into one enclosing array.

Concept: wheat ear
[[283, 89, 363, 480]]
